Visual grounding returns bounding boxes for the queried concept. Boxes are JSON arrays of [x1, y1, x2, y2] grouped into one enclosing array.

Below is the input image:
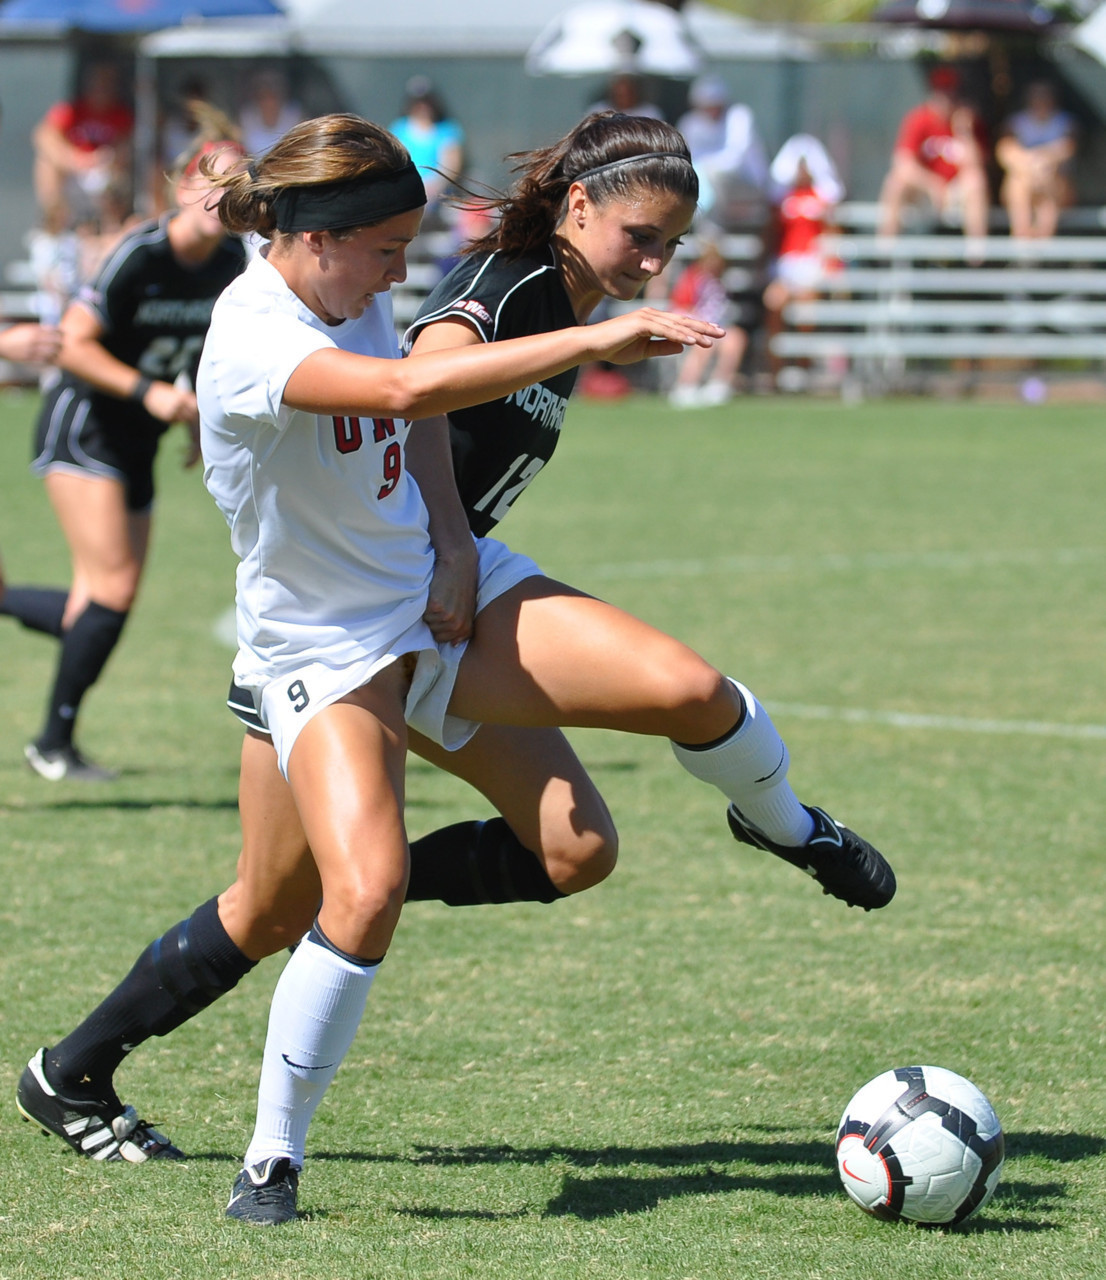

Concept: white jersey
[[199, 251, 434, 690]]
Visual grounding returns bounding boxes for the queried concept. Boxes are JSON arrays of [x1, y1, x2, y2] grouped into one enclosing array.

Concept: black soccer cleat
[[727, 804, 896, 911], [24, 743, 118, 783], [16, 1048, 184, 1163], [226, 1157, 301, 1225]]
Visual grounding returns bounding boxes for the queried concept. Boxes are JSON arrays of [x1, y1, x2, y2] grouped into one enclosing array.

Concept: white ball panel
[[835, 1065, 1004, 1227], [836, 1133, 891, 1212]]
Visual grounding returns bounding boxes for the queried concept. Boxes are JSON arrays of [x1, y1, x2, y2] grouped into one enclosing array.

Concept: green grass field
[[1, 387, 1104, 1280]]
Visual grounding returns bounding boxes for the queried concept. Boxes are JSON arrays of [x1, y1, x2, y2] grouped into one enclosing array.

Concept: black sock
[[406, 818, 566, 905], [44, 897, 256, 1105], [0, 585, 68, 637], [36, 601, 128, 751]]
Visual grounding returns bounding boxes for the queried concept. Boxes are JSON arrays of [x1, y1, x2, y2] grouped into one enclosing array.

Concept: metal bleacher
[[770, 203, 1106, 392], [388, 205, 1106, 396], [7, 202, 1104, 394]]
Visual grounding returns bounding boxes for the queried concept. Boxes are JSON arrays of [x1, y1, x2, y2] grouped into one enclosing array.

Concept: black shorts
[[227, 677, 270, 735], [32, 381, 162, 513]]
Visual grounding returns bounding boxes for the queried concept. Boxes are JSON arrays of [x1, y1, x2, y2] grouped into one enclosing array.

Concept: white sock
[[670, 679, 815, 847], [243, 932, 379, 1170]]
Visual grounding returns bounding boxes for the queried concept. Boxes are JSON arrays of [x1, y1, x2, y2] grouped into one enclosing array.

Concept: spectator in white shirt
[[677, 75, 767, 219]]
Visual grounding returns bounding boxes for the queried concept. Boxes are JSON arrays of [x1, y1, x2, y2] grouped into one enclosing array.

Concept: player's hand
[[142, 380, 199, 429], [0, 322, 62, 365], [423, 541, 478, 645], [181, 419, 202, 469], [589, 306, 723, 366]]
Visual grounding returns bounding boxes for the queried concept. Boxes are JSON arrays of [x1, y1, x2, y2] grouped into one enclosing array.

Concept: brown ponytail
[[466, 111, 697, 259], [168, 101, 242, 184]]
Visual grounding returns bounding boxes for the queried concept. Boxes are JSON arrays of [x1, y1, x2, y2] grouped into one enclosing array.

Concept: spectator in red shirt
[[877, 66, 989, 241], [33, 61, 134, 235], [763, 134, 844, 386], [766, 133, 843, 286], [762, 139, 844, 381]]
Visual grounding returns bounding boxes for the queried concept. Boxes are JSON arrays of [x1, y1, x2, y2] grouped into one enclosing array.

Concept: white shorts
[[249, 536, 541, 777], [775, 252, 827, 291]]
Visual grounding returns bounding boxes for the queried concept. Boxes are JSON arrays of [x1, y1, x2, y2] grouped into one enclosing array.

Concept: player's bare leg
[[451, 578, 894, 909], [22, 472, 145, 780], [219, 730, 320, 959], [229, 666, 410, 1225], [409, 723, 618, 900]]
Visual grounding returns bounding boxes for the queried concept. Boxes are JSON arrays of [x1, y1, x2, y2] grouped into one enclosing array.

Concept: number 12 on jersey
[[472, 453, 546, 524]]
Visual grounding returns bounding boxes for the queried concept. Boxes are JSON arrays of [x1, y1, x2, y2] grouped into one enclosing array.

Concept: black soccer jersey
[[63, 216, 246, 436], [405, 246, 579, 536]]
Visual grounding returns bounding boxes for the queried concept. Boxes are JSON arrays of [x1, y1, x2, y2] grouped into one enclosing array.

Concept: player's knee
[[317, 876, 405, 958], [328, 870, 407, 936], [663, 660, 737, 740], [93, 568, 140, 613], [549, 820, 620, 895]]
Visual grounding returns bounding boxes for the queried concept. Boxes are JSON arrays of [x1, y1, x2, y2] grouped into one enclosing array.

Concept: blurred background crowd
[[3, 0, 1106, 399]]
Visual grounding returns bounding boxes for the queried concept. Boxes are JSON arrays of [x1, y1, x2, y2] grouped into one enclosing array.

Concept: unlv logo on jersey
[[332, 416, 399, 453], [331, 416, 403, 498], [332, 416, 363, 454]]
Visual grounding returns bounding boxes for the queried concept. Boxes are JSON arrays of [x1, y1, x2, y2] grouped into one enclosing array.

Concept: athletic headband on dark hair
[[569, 151, 691, 185], [272, 161, 426, 232]]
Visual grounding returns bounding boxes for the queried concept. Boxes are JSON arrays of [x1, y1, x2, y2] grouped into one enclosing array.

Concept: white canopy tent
[[1071, 3, 1106, 66], [525, 2, 705, 77], [132, 0, 816, 203], [137, 1, 814, 61]]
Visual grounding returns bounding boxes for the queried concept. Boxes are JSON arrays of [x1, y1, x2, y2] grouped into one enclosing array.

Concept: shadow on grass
[[571, 760, 643, 774], [396, 1207, 531, 1222], [542, 1169, 824, 1219], [956, 1180, 1068, 1234], [0, 796, 239, 812], [303, 1131, 1089, 1227], [402, 1138, 830, 1170], [1004, 1131, 1106, 1161]]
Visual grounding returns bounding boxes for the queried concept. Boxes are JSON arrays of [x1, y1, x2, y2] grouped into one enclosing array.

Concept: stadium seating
[[5, 204, 1106, 393], [770, 203, 1106, 391]]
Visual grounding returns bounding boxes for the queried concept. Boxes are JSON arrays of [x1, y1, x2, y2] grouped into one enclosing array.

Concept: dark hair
[[404, 76, 448, 125], [467, 111, 697, 258], [208, 112, 410, 241]]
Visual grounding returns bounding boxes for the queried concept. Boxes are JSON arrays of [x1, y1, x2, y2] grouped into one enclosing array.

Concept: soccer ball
[[835, 1065, 1004, 1227]]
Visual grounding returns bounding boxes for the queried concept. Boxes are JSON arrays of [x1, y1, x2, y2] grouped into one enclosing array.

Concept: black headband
[[569, 151, 692, 185], [272, 161, 426, 232]]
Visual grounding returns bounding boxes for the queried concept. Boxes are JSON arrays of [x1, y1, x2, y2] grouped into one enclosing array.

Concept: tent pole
[[133, 45, 158, 218]]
